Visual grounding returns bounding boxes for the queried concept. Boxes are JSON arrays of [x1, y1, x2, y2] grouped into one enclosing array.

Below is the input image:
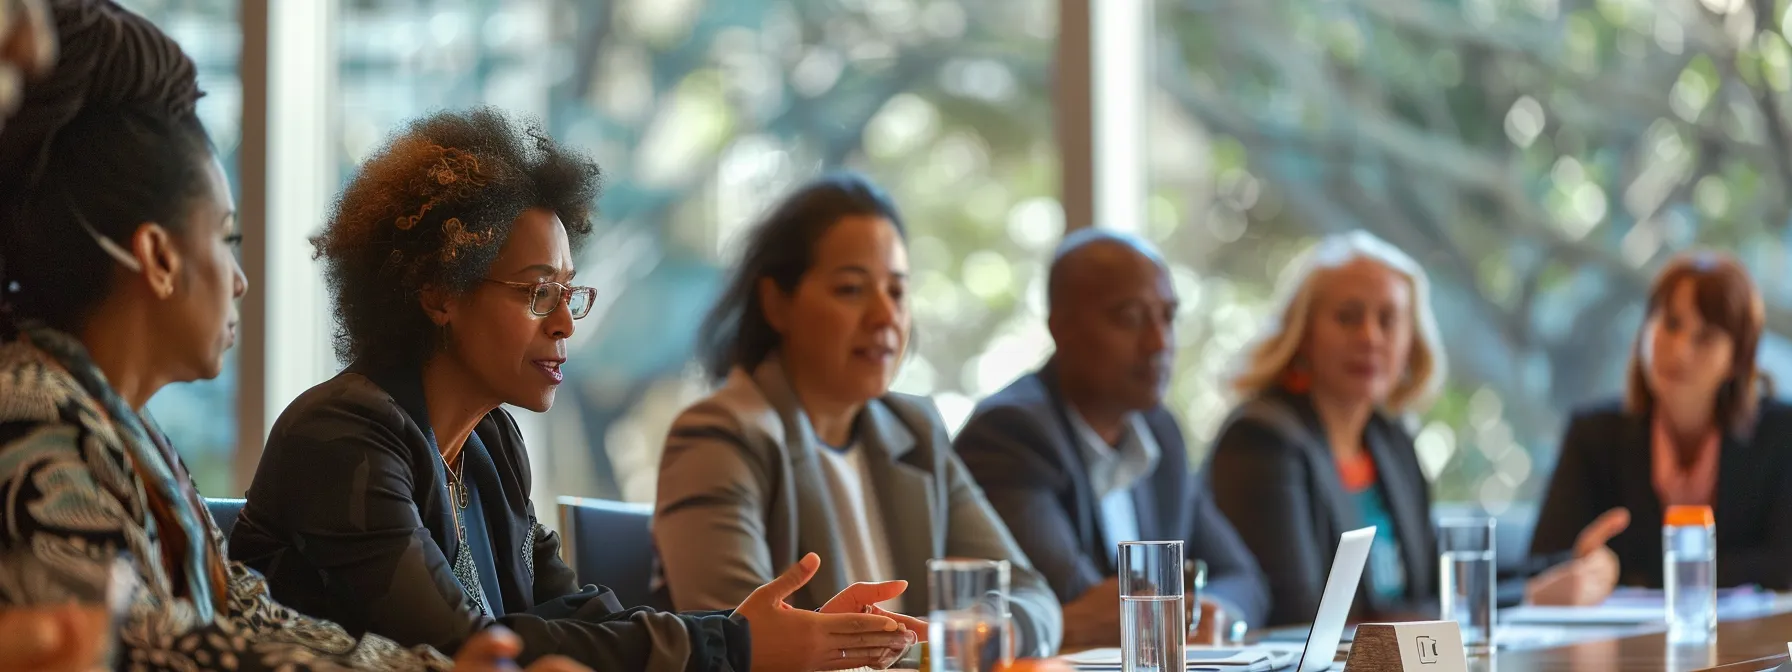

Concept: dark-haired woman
[[0, 2, 563, 670], [230, 110, 915, 672], [654, 173, 1064, 657], [1530, 252, 1792, 597]]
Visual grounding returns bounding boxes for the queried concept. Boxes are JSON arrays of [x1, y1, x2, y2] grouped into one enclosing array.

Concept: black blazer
[[229, 365, 749, 672], [1530, 399, 1792, 590], [954, 361, 1271, 628], [1207, 388, 1436, 626]]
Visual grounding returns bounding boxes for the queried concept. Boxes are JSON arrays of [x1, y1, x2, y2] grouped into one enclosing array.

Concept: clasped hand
[[738, 552, 929, 671]]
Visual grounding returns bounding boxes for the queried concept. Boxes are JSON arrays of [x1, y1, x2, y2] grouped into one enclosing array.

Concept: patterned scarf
[[13, 321, 229, 620]]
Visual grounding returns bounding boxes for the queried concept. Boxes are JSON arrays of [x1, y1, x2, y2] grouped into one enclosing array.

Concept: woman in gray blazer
[[654, 173, 1064, 657]]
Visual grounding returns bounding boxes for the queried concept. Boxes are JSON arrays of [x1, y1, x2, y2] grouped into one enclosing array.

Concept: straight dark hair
[[1625, 250, 1771, 435], [697, 172, 905, 381]]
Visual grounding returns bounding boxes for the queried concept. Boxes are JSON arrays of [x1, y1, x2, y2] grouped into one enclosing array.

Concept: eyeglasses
[[483, 279, 597, 319]]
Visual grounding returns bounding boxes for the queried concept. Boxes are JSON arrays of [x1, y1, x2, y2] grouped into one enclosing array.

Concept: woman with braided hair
[[0, 1, 585, 670]]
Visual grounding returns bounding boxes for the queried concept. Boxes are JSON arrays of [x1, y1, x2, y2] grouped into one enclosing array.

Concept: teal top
[[1353, 484, 1408, 602]]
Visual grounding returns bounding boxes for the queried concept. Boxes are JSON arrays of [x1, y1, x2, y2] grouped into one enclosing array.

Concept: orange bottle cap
[[1665, 505, 1714, 527]]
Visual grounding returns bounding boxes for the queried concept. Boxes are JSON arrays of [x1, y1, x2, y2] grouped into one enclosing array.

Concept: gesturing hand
[[738, 553, 912, 672], [819, 580, 926, 668], [820, 580, 929, 639], [1525, 508, 1629, 607]]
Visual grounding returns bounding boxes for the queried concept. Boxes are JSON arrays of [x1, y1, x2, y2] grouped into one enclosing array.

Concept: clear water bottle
[[1663, 505, 1716, 644]]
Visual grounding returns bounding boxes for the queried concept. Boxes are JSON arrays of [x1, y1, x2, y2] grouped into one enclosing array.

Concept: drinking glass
[[1120, 541, 1185, 672], [927, 559, 1011, 672], [1439, 518, 1497, 653]]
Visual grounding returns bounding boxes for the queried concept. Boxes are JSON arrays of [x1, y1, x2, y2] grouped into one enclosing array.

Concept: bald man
[[954, 229, 1268, 648]]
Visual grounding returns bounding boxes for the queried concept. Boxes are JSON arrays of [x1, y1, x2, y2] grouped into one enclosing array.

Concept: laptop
[[1064, 526, 1377, 671]]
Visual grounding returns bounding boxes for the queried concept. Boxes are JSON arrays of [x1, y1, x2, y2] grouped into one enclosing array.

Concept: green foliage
[[129, 0, 1792, 510], [1153, 0, 1792, 511]]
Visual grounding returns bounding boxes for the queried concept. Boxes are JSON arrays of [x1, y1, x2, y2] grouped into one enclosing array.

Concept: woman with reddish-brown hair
[[1530, 250, 1792, 599]]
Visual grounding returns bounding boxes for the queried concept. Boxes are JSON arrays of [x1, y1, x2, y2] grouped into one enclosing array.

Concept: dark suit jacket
[[230, 365, 749, 672], [1530, 399, 1792, 590], [1207, 388, 1436, 626], [953, 362, 1271, 628]]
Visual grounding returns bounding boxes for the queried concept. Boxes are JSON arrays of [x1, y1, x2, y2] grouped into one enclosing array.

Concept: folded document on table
[[1502, 586, 1781, 625]]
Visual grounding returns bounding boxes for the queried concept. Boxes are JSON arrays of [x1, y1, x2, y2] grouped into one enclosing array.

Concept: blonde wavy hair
[[1229, 230, 1447, 414]]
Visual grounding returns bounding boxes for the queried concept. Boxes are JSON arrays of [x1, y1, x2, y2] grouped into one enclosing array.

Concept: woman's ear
[[757, 277, 789, 335], [420, 285, 453, 327], [131, 222, 180, 299]]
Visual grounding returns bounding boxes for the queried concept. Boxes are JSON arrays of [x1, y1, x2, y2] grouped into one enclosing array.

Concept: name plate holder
[[1343, 621, 1468, 672]]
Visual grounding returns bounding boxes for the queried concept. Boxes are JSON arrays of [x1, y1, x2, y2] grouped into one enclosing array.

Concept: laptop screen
[[1297, 526, 1377, 672]]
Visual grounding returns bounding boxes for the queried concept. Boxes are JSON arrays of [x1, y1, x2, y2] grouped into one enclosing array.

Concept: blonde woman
[[1209, 232, 1626, 626], [1207, 231, 1446, 626]]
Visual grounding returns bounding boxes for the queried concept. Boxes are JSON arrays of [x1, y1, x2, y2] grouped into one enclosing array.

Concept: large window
[[323, 0, 1058, 504], [1147, 0, 1792, 513], [117, 0, 1792, 516], [120, 0, 242, 495]]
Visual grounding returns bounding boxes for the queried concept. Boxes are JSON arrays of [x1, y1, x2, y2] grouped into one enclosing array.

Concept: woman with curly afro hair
[[0, 2, 558, 670], [230, 108, 919, 672]]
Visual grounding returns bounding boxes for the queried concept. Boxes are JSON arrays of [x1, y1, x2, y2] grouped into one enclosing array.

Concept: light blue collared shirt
[[1065, 407, 1161, 563]]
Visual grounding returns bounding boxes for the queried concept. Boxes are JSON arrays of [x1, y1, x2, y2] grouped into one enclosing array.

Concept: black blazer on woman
[[1207, 388, 1437, 626], [1530, 399, 1792, 590], [229, 365, 750, 672]]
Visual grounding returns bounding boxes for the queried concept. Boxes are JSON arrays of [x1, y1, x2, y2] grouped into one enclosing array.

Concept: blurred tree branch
[[567, 0, 615, 100], [553, 0, 1053, 496], [1743, 0, 1792, 228], [1158, 0, 1792, 496], [1162, 0, 1792, 328]]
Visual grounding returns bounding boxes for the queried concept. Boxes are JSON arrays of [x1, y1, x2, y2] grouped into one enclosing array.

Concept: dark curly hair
[[313, 108, 602, 368]]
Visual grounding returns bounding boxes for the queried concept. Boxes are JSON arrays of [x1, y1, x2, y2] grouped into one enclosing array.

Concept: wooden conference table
[[1485, 610, 1791, 672], [1047, 610, 1792, 672]]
